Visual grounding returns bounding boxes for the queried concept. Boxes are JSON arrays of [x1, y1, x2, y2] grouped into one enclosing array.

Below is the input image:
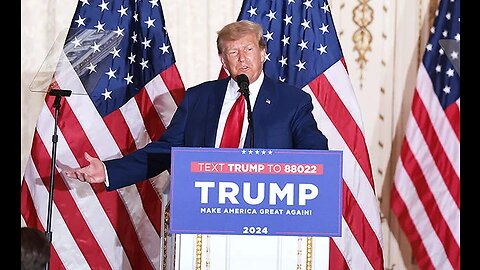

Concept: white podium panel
[[174, 234, 329, 270]]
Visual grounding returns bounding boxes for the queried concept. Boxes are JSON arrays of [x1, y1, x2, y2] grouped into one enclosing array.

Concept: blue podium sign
[[170, 147, 342, 237]]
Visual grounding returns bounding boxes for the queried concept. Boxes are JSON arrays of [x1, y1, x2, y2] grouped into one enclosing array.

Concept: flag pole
[[44, 89, 71, 270]]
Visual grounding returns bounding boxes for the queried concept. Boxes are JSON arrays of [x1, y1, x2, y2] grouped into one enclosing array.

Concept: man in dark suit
[[65, 20, 328, 190]]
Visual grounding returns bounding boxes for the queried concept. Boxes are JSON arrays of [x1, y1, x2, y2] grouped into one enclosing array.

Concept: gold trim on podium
[[163, 202, 173, 270], [195, 234, 203, 270], [306, 237, 313, 270]]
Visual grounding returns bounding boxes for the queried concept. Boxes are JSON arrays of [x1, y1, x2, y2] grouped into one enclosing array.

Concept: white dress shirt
[[214, 72, 263, 148]]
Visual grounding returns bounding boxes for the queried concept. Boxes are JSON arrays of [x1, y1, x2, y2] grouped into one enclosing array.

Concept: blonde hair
[[216, 20, 266, 55]]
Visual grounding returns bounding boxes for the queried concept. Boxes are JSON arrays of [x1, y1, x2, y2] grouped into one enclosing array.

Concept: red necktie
[[220, 93, 245, 148]]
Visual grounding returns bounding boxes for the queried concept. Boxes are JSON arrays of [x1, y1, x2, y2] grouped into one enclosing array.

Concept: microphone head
[[236, 74, 250, 91]]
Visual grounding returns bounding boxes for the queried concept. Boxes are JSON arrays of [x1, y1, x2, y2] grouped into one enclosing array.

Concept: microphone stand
[[240, 88, 254, 148], [45, 89, 71, 270]]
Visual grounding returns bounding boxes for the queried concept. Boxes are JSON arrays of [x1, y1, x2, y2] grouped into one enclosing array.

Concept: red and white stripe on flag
[[305, 59, 384, 269], [391, 0, 460, 268], [21, 0, 186, 268], [391, 65, 460, 269], [21, 59, 184, 269]]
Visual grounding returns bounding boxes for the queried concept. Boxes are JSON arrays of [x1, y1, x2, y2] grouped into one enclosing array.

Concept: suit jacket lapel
[[205, 78, 229, 147], [245, 77, 276, 148]]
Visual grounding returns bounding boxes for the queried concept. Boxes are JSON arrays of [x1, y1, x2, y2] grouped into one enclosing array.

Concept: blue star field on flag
[[64, 0, 176, 117], [423, 0, 460, 109], [237, 0, 343, 89]]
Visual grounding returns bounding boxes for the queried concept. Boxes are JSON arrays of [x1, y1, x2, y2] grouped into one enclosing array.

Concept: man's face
[[220, 32, 265, 84]]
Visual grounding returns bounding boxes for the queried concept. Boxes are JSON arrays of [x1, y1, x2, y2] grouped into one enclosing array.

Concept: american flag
[[390, 0, 460, 269], [237, 0, 384, 269], [20, 0, 184, 269]]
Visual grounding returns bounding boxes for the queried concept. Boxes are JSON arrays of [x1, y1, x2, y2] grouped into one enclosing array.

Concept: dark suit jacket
[[105, 76, 328, 190]]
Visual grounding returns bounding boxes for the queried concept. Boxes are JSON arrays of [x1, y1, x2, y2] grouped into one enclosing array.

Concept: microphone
[[236, 74, 250, 96], [48, 89, 72, 97], [235, 74, 254, 148]]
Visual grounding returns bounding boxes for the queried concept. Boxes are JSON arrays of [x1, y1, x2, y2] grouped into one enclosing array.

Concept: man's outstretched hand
[[64, 152, 106, 184]]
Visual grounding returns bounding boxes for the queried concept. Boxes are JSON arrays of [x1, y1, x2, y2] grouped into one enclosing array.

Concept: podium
[[164, 147, 343, 270]]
